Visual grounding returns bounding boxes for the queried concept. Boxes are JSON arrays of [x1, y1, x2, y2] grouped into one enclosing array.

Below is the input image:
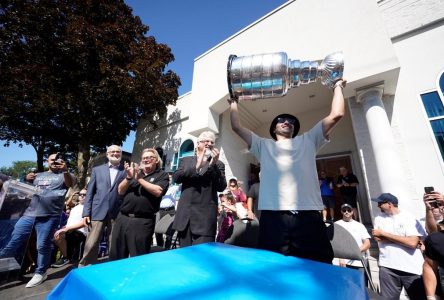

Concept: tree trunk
[[77, 143, 90, 188], [36, 145, 45, 172]]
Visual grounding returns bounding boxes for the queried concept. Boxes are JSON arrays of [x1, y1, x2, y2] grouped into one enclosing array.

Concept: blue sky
[[0, 0, 288, 168]]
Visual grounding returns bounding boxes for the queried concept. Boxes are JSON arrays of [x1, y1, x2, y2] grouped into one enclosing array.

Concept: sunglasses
[[79, 193, 87, 197], [276, 117, 296, 125], [341, 208, 352, 213]]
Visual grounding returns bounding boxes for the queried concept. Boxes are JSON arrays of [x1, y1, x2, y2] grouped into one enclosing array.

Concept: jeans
[[0, 215, 60, 274]]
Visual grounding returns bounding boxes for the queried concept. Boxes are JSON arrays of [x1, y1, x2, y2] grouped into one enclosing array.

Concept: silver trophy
[[227, 51, 344, 101]]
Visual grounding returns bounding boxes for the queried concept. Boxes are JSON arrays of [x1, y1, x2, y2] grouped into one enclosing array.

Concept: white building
[[133, 0, 444, 224]]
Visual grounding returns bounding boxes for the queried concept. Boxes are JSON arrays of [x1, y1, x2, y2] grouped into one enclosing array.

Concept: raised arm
[[228, 98, 252, 148], [322, 80, 346, 138]]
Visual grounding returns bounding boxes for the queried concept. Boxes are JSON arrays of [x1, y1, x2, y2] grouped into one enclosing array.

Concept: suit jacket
[[82, 163, 126, 221], [172, 156, 226, 236]]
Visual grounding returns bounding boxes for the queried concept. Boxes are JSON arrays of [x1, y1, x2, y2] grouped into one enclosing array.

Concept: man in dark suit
[[173, 131, 226, 247], [79, 145, 126, 267]]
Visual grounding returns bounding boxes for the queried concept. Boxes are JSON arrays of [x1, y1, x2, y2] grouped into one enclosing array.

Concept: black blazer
[[172, 156, 226, 236]]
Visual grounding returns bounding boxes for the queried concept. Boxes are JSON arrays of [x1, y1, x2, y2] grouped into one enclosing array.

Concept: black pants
[[65, 230, 86, 261], [109, 213, 155, 261], [258, 210, 333, 264], [155, 207, 175, 248], [178, 222, 214, 248]]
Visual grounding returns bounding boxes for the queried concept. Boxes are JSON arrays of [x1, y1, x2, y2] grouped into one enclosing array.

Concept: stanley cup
[[227, 51, 344, 101]]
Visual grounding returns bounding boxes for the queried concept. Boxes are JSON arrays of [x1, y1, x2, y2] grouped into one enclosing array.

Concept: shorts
[[321, 196, 335, 209]]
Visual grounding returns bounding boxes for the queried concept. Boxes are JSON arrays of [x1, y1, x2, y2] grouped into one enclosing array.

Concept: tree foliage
[[0, 160, 37, 179], [0, 0, 180, 185]]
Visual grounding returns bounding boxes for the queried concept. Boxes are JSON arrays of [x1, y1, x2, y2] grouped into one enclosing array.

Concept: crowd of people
[[1, 77, 444, 299]]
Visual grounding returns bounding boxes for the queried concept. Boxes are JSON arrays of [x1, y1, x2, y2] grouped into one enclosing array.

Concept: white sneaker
[[25, 273, 47, 288]]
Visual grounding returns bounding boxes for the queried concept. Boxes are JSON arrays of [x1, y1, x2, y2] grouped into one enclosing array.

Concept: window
[[171, 139, 195, 171], [421, 70, 444, 160]]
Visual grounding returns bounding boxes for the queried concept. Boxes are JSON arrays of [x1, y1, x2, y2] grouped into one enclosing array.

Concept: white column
[[356, 86, 413, 212]]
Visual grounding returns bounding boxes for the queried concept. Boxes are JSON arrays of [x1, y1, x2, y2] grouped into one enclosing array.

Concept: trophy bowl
[[227, 51, 344, 101]]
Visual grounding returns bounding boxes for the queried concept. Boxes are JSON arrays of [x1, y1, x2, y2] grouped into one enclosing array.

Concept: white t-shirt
[[250, 121, 328, 210], [374, 210, 424, 275], [67, 204, 87, 235], [335, 219, 371, 267]]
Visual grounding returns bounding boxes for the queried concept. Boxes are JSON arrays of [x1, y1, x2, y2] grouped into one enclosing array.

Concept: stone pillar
[[356, 86, 413, 212]]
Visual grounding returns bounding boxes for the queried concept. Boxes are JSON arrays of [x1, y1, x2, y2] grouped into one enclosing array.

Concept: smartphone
[[425, 186, 435, 194]]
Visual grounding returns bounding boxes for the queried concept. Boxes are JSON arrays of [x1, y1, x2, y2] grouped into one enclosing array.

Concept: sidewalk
[[0, 262, 73, 300]]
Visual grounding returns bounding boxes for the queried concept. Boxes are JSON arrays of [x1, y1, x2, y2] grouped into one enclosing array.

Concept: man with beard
[[173, 131, 227, 247], [228, 79, 346, 263], [109, 148, 169, 259], [0, 153, 75, 287], [79, 145, 126, 267]]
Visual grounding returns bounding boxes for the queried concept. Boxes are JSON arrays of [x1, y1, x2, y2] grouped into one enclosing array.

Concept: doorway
[[316, 155, 355, 221]]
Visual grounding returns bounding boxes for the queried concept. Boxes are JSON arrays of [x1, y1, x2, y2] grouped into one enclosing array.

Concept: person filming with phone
[[422, 187, 444, 299], [0, 153, 75, 288]]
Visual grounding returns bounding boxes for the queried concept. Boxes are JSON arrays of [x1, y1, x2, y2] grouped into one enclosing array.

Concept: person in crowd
[[0, 153, 75, 287], [228, 177, 249, 219], [155, 173, 180, 249], [319, 170, 336, 222], [109, 148, 169, 260], [247, 178, 260, 220], [423, 190, 444, 300], [228, 79, 346, 263], [335, 203, 371, 284], [64, 190, 80, 215], [336, 166, 359, 219], [372, 193, 426, 300], [216, 192, 237, 243], [172, 131, 227, 247], [228, 177, 246, 204], [52, 188, 88, 267], [79, 145, 126, 267]]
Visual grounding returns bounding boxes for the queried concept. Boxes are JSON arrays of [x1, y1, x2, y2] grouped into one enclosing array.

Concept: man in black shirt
[[336, 166, 359, 219], [109, 148, 169, 260]]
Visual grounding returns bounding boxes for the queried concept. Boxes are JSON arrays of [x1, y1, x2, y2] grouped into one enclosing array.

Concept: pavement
[[0, 261, 74, 300]]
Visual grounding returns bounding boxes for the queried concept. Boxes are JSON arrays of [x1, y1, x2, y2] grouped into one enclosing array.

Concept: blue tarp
[[48, 243, 368, 299]]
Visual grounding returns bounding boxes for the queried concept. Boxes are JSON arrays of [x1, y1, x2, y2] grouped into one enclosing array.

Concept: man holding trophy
[[227, 51, 346, 263]]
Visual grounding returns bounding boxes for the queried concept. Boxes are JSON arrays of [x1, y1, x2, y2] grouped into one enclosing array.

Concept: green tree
[[0, 0, 180, 187], [0, 160, 37, 179]]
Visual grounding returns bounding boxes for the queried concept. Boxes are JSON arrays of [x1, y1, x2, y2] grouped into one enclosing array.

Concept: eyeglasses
[[229, 184, 236, 187], [142, 156, 156, 161], [341, 208, 352, 213], [276, 117, 296, 125], [107, 150, 121, 154], [199, 139, 214, 145]]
